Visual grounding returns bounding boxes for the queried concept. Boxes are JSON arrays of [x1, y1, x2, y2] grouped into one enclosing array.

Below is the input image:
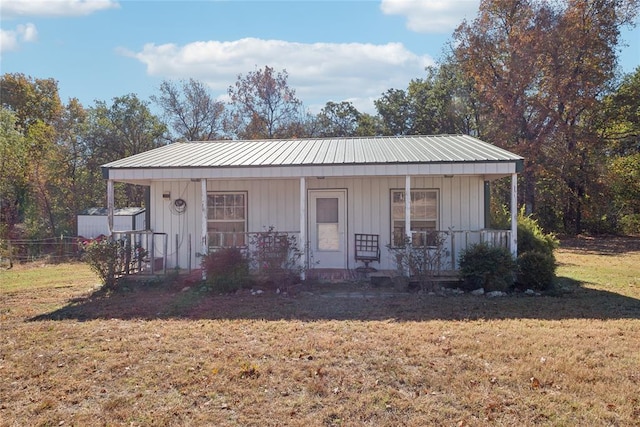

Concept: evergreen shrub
[[458, 243, 516, 292], [517, 250, 556, 291], [517, 210, 559, 256], [516, 210, 559, 290]]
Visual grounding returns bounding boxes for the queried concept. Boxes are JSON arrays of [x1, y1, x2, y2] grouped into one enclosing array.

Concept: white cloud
[[0, 31, 18, 52], [122, 38, 435, 114], [19, 22, 38, 42], [0, 23, 37, 52], [1, 0, 119, 18], [380, 0, 480, 33]]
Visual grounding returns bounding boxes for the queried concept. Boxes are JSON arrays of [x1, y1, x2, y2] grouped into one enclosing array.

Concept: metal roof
[[78, 207, 145, 216], [102, 135, 523, 170]]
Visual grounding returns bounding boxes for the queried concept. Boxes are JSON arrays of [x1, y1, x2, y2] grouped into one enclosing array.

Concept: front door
[[309, 189, 347, 268]]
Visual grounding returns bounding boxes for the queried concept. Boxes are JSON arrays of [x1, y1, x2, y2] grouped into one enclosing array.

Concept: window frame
[[390, 188, 439, 247], [206, 191, 248, 248]]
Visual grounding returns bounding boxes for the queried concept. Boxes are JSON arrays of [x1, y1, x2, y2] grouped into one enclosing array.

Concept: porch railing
[[410, 229, 511, 271], [207, 231, 303, 274], [208, 229, 510, 272], [207, 231, 300, 256], [110, 230, 168, 276], [79, 229, 508, 278], [207, 231, 301, 252]]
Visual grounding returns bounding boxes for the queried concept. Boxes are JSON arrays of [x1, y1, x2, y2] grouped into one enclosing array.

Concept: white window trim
[[207, 191, 248, 248], [391, 188, 439, 247]]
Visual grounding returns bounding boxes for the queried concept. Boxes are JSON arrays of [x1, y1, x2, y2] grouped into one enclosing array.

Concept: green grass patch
[[556, 242, 640, 296], [0, 262, 99, 293]]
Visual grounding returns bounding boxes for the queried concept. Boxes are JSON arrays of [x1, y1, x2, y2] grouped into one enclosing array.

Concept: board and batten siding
[[206, 179, 300, 232], [306, 176, 484, 270], [150, 181, 202, 270], [149, 175, 486, 271], [150, 179, 301, 270]]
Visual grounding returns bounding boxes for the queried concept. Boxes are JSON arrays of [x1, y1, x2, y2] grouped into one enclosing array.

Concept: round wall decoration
[[172, 198, 187, 214]]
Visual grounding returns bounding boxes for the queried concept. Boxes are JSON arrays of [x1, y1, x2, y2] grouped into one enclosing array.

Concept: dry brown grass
[[1, 237, 639, 426]]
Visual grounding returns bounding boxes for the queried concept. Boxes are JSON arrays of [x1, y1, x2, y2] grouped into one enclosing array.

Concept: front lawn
[[1, 236, 639, 426]]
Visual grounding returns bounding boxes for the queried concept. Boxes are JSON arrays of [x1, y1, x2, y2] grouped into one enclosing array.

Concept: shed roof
[[103, 135, 522, 169], [79, 207, 145, 216]]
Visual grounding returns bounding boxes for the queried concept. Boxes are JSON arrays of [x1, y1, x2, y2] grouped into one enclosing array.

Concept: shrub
[[387, 233, 450, 292], [248, 227, 304, 287], [490, 198, 511, 229], [458, 242, 516, 292], [516, 209, 559, 289], [83, 238, 125, 289], [517, 209, 559, 257], [517, 251, 556, 291], [201, 247, 250, 293], [619, 213, 640, 235]]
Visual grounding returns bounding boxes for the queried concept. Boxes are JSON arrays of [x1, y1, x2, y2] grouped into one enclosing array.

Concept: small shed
[[77, 207, 146, 239]]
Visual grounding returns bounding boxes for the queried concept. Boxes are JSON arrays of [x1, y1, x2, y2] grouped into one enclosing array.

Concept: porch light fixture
[[162, 191, 171, 199], [444, 174, 454, 178], [317, 176, 325, 180]]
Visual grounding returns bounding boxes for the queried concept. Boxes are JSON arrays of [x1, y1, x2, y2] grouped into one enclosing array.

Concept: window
[[207, 192, 247, 247], [391, 189, 438, 246], [316, 197, 339, 251]]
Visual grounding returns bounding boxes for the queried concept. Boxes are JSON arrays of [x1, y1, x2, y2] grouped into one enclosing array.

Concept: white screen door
[[309, 190, 347, 268]]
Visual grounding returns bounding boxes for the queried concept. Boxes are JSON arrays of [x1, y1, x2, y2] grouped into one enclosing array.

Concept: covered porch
[[101, 135, 523, 281], [100, 227, 512, 282]]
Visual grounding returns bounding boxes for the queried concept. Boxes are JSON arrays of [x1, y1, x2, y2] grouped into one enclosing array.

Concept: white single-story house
[[101, 135, 523, 277], [77, 207, 146, 239]]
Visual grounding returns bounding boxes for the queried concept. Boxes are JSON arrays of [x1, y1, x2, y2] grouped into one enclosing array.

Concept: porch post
[[405, 175, 411, 240], [299, 177, 306, 280], [510, 173, 518, 257], [201, 179, 208, 280], [107, 179, 114, 236]]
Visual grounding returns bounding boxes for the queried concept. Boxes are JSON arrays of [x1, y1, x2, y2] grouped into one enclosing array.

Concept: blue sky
[[1, 0, 639, 115]]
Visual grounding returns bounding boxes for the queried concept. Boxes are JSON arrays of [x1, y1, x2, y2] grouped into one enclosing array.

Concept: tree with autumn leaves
[[453, 0, 639, 233], [227, 66, 305, 139], [0, 74, 167, 239], [1, 74, 66, 237]]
